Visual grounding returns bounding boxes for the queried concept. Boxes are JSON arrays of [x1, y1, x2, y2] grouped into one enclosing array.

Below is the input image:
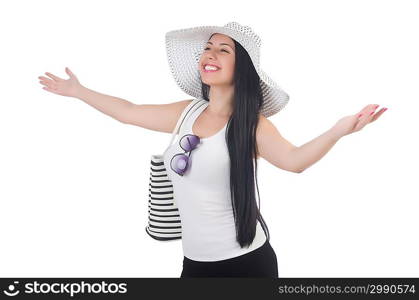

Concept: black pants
[[180, 239, 278, 278]]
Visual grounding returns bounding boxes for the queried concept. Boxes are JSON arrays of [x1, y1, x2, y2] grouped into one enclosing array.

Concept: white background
[[1, 0, 418, 277]]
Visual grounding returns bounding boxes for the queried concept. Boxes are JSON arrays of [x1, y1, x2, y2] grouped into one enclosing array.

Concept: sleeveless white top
[[163, 100, 267, 262]]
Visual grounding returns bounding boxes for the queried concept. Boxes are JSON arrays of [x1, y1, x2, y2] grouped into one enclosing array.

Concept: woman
[[37, 22, 387, 278]]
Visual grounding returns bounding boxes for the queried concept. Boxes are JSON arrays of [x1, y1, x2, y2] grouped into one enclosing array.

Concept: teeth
[[204, 65, 219, 71]]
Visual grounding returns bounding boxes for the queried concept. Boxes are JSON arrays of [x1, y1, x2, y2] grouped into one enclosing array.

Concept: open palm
[[38, 67, 82, 97], [332, 104, 388, 139]]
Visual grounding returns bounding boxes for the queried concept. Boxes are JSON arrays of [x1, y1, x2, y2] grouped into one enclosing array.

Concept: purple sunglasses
[[170, 134, 201, 176]]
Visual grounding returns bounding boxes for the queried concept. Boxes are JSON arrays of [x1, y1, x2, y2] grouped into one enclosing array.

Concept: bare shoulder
[[121, 99, 194, 133], [255, 114, 271, 159], [256, 113, 285, 138], [256, 114, 272, 139], [255, 113, 298, 171]]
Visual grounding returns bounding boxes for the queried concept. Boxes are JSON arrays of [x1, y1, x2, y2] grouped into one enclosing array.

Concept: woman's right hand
[[38, 67, 82, 98]]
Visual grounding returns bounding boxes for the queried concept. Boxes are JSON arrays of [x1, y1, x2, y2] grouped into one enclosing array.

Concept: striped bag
[[145, 98, 203, 241]]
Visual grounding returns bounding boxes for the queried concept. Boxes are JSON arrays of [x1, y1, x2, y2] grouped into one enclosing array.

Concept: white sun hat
[[165, 21, 290, 118]]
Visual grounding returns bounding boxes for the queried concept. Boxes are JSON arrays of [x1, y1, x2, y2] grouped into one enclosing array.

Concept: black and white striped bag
[[145, 98, 203, 241]]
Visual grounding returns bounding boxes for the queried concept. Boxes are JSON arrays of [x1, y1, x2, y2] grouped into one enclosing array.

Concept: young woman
[[38, 22, 387, 278]]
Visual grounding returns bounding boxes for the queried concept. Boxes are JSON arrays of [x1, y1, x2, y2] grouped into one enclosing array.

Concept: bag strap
[[166, 98, 204, 148]]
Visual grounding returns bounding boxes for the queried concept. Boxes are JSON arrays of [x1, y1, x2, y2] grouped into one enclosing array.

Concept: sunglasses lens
[[171, 154, 189, 175], [180, 135, 200, 152]]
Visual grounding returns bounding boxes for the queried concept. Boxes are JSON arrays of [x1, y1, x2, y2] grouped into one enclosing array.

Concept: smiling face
[[198, 33, 236, 87]]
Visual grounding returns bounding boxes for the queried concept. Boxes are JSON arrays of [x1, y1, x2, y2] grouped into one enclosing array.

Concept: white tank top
[[163, 99, 267, 262]]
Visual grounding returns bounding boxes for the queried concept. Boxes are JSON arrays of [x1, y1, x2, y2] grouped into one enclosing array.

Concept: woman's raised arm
[[38, 67, 193, 133]]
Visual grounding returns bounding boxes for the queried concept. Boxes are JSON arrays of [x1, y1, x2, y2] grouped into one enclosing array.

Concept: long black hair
[[200, 35, 271, 248]]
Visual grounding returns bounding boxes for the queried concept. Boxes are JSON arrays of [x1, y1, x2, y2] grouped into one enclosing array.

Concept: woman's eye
[[204, 47, 229, 53]]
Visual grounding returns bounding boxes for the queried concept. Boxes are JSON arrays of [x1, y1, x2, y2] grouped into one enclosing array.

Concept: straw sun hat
[[165, 21, 290, 118]]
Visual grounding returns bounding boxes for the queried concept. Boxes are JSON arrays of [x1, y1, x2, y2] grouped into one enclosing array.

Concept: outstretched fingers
[[371, 107, 387, 122], [354, 104, 378, 130], [44, 72, 63, 82]]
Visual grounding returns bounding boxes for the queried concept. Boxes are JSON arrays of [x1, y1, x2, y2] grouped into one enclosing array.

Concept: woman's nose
[[204, 49, 217, 58]]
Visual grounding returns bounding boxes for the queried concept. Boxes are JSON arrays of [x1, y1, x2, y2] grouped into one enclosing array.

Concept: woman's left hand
[[331, 104, 388, 139]]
